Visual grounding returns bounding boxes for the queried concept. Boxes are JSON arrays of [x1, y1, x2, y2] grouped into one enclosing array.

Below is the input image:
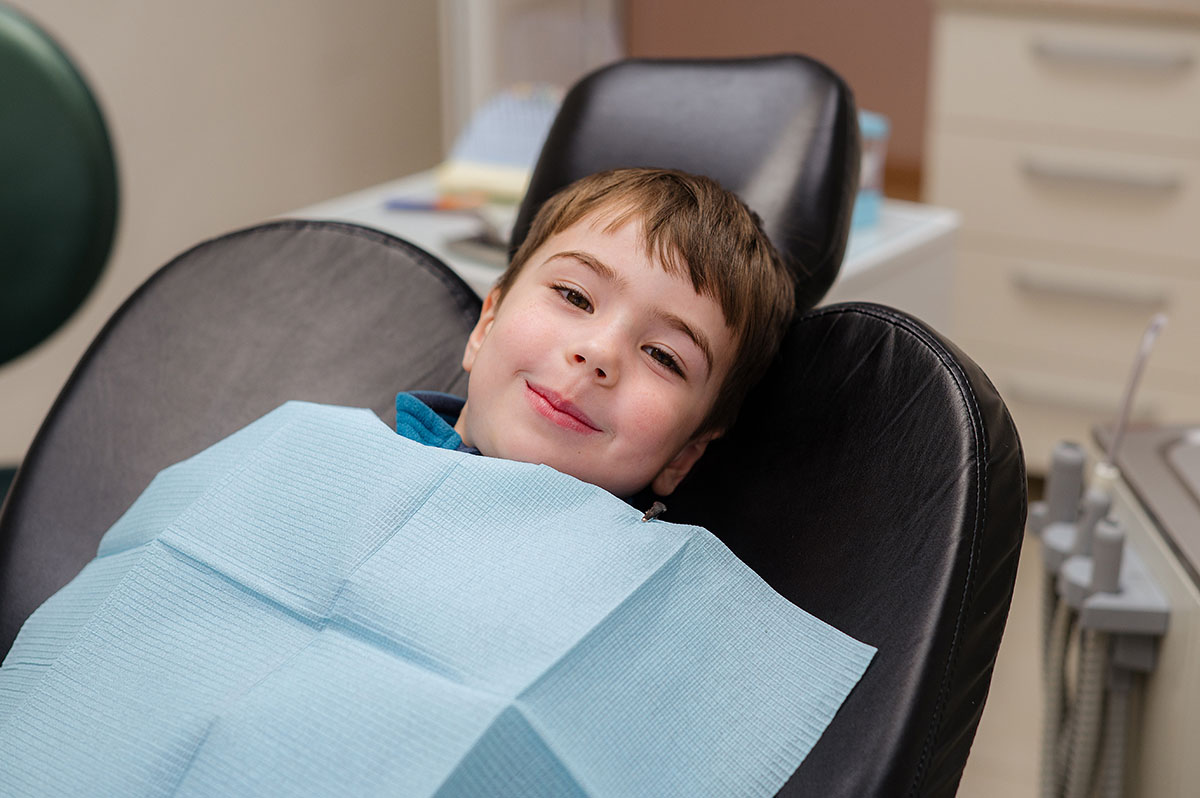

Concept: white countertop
[[292, 171, 960, 304], [936, 0, 1200, 23]]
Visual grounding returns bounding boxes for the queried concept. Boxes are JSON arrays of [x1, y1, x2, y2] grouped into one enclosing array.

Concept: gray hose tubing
[[1041, 600, 1073, 798], [1065, 630, 1110, 798], [1042, 573, 1057, 670], [1098, 674, 1132, 798]]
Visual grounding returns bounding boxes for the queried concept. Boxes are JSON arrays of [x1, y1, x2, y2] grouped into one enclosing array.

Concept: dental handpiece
[[1096, 312, 1168, 490]]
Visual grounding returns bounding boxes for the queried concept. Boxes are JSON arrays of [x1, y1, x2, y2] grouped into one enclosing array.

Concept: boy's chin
[[483, 444, 655, 499]]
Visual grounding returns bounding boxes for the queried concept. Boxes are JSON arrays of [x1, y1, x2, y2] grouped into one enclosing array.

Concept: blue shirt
[[394, 391, 480, 454]]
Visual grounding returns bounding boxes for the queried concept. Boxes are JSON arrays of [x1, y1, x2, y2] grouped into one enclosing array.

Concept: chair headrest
[[511, 56, 860, 311]]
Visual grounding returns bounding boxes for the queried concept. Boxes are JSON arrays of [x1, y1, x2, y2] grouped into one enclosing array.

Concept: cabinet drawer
[[932, 10, 1200, 143], [929, 132, 1200, 261], [953, 249, 1199, 379], [953, 341, 1196, 473]]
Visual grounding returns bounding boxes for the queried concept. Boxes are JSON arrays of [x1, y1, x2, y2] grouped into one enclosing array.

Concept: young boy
[[396, 167, 796, 497]]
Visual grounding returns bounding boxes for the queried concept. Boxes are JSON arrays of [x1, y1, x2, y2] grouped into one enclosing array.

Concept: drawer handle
[[1012, 270, 1168, 308], [1022, 158, 1182, 193], [1032, 38, 1194, 72]]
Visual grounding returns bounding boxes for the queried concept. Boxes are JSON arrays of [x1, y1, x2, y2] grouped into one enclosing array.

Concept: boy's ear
[[462, 287, 502, 373], [650, 429, 723, 496]]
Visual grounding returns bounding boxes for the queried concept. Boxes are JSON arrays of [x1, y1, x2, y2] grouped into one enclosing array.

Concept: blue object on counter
[[852, 110, 891, 229], [449, 84, 562, 169]]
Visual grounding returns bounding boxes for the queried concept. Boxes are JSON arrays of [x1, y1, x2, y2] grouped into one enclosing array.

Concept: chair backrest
[[512, 56, 860, 311], [0, 221, 481, 658], [0, 4, 118, 365]]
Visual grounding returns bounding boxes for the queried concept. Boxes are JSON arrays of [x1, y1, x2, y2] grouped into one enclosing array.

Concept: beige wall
[[1, 0, 443, 462], [626, 0, 932, 175]]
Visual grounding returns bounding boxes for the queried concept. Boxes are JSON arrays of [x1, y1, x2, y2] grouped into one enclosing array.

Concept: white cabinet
[[926, 5, 1200, 472]]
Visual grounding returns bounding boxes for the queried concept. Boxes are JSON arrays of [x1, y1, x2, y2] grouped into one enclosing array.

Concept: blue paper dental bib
[[0, 402, 874, 797]]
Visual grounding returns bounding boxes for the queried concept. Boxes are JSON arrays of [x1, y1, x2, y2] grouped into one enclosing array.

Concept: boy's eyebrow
[[556, 250, 627, 289], [555, 250, 715, 376], [656, 309, 714, 375]]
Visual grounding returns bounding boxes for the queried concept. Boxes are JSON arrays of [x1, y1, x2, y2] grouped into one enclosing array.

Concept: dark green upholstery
[[0, 3, 117, 365]]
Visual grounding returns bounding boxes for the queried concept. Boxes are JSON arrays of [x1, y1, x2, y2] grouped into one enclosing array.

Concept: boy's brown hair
[[496, 167, 795, 435]]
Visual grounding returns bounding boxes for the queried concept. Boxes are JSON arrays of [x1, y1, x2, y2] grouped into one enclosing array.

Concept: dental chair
[[0, 57, 1026, 797]]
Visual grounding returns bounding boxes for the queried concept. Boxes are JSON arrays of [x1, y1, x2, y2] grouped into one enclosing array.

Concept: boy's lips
[[525, 381, 602, 433]]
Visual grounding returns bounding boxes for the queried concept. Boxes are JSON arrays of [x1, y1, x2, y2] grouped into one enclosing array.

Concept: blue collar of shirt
[[394, 391, 480, 454]]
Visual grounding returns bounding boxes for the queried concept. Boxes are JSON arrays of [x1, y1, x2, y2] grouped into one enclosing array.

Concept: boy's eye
[[554, 285, 592, 312], [644, 345, 683, 377]]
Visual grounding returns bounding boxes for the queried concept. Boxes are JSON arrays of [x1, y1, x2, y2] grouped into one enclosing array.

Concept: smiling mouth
[[525, 381, 602, 433]]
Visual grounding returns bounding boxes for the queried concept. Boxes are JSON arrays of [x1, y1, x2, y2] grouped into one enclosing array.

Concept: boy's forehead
[[545, 207, 689, 287]]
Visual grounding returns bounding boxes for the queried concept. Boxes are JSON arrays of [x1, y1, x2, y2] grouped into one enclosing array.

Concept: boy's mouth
[[525, 381, 602, 433]]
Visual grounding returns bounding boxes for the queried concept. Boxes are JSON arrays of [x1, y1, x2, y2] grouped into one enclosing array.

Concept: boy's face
[[454, 213, 736, 496]]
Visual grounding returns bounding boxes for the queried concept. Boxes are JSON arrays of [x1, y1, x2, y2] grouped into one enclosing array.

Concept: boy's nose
[[570, 334, 619, 382], [573, 352, 610, 380]]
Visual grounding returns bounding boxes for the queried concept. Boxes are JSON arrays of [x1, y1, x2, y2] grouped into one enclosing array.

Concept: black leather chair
[[0, 57, 1025, 797]]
